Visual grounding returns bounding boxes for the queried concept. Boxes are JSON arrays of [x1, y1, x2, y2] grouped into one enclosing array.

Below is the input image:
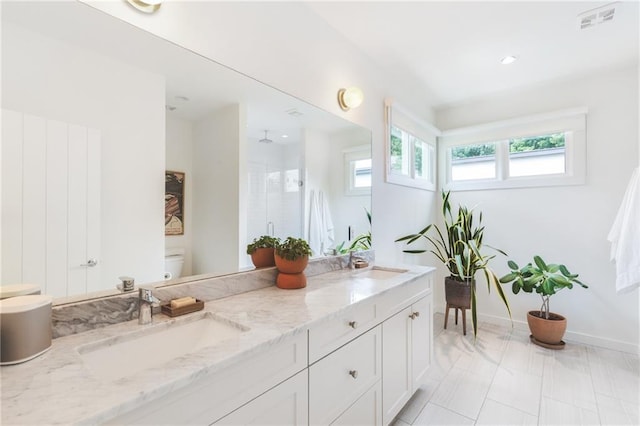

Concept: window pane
[[390, 126, 409, 176], [353, 159, 372, 188], [413, 137, 432, 182], [451, 143, 496, 181], [509, 133, 566, 177]]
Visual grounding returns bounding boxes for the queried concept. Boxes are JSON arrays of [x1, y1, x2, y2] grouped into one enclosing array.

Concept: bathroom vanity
[[0, 264, 434, 425]]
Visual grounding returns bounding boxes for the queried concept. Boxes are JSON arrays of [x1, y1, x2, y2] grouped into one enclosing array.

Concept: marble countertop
[[0, 264, 434, 425]]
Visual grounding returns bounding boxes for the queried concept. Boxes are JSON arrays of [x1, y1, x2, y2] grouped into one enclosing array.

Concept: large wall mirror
[[0, 1, 372, 303]]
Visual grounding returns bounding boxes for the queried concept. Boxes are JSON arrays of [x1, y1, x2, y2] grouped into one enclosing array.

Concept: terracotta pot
[[444, 276, 473, 308], [250, 248, 275, 268], [274, 254, 309, 274], [276, 272, 307, 289], [527, 310, 567, 345]]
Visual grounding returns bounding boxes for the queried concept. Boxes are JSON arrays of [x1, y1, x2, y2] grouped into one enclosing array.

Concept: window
[[439, 108, 587, 191], [385, 100, 438, 191], [344, 146, 371, 196]]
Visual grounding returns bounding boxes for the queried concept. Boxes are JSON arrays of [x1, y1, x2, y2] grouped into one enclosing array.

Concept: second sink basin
[[354, 267, 407, 280], [77, 312, 247, 381]]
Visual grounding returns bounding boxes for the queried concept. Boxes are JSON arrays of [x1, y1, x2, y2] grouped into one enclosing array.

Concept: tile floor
[[392, 314, 639, 426]]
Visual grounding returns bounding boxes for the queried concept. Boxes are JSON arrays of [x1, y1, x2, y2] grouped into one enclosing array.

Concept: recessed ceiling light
[[281, 134, 289, 138], [500, 55, 518, 65]]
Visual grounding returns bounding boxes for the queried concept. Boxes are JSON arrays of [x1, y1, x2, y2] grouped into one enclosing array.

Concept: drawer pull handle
[[348, 321, 358, 329], [349, 370, 358, 379]]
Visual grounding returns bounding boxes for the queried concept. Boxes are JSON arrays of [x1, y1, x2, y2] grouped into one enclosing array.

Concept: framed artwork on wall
[[165, 170, 185, 235]]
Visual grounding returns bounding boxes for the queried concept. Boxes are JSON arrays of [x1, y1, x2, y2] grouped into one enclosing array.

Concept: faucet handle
[[139, 287, 160, 304]]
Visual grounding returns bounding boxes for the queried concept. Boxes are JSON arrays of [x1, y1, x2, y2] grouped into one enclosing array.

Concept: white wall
[[165, 115, 194, 277], [1, 21, 165, 292], [435, 66, 639, 352], [81, 0, 439, 267], [192, 104, 246, 275]]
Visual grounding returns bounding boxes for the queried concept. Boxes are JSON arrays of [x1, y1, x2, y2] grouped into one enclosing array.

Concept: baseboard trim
[[436, 310, 640, 355]]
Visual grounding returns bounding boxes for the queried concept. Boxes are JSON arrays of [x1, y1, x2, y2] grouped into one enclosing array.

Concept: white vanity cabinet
[[382, 296, 432, 425], [103, 269, 434, 426]]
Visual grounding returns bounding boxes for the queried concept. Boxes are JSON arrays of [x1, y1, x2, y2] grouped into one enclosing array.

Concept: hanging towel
[[607, 167, 640, 294], [308, 190, 323, 256], [319, 191, 335, 253]]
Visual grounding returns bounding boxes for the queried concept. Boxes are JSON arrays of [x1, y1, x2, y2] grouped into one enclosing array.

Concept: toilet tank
[[164, 247, 185, 279]]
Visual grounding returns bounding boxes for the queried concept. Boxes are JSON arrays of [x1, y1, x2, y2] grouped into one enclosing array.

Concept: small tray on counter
[[160, 299, 205, 317]]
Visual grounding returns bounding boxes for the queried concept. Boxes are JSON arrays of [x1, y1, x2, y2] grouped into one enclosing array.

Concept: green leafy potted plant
[[246, 236, 280, 268], [275, 237, 313, 289], [396, 191, 511, 337], [499, 255, 588, 349], [335, 208, 372, 254]]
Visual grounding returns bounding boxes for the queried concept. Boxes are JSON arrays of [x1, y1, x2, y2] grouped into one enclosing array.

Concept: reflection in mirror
[[0, 1, 371, 303]]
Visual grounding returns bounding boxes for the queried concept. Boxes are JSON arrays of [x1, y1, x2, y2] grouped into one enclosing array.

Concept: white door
[[1, 110, 101, 297]]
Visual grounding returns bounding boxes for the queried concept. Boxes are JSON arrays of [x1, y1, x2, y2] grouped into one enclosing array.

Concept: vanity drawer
[[308, 299, 377, 363], [309, 325, 381, 425], [379, 273, 432, 320]]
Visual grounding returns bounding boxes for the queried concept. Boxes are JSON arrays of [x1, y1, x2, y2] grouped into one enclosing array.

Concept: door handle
[[81, 258, 98, 267]]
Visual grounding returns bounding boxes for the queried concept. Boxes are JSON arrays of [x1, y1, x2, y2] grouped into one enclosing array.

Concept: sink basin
[[77, 312, 247, 381], [354, 267, 407, 280]]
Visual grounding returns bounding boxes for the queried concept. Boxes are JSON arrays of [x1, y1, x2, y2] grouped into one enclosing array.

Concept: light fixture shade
[[126, 0, 162, 13], [338, 87, 364, 111]]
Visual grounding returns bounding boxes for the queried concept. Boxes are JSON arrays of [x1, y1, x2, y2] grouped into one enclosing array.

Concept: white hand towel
[[607, 167, 640, 294], [319, 191, 335, 252]]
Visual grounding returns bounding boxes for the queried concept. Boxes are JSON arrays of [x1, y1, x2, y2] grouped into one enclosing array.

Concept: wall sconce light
[[337, 87, 364, 111], [126, 0, 163, 13]]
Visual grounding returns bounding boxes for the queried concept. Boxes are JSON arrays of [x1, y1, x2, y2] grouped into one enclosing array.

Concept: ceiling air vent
[[286, 108, 304, 117], [578, 2, 618, 30]]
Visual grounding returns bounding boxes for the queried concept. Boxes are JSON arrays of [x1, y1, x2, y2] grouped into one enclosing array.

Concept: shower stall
[[246, 133, 304, 261]]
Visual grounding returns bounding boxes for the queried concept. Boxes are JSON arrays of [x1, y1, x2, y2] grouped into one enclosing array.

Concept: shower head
[[259, 130, 273, 144]]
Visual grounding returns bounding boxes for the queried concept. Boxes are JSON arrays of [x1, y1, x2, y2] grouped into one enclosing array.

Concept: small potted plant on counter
[[499, 255, 588, 349], [246, 236, 280, 268], [396, 191, 511, 337], [274, 237, 312, 289]]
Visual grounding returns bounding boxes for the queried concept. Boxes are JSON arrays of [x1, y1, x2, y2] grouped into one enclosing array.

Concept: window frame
[[439, 107, 587, 191], [344, 145, 372, 196], [384, 100, 438, 191]]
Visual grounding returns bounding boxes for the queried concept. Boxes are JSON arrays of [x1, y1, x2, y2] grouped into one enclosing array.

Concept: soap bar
[[170, 297, 196, 309]]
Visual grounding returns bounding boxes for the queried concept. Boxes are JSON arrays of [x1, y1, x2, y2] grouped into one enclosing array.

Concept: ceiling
[[306, 1, 639, 109], [1, 1, 357, 143]]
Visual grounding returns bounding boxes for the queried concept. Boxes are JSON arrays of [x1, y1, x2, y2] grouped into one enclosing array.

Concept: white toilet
[[164, 247, 185, 280]]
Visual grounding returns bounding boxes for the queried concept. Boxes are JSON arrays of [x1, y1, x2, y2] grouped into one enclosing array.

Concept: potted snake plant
[[246, 236, 280, 268], [499, 255, 588, 348], [396, 191, 511, 337]]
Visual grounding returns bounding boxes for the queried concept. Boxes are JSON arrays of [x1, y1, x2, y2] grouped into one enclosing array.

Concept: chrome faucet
[[138, 287, 161, 325]]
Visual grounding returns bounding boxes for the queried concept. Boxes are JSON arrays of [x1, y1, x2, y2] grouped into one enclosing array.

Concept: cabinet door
[[411, 296, 432, 390], [382, 306, 412, 425], [215, 370, 308, 426], [331, 381, 382, 426]]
